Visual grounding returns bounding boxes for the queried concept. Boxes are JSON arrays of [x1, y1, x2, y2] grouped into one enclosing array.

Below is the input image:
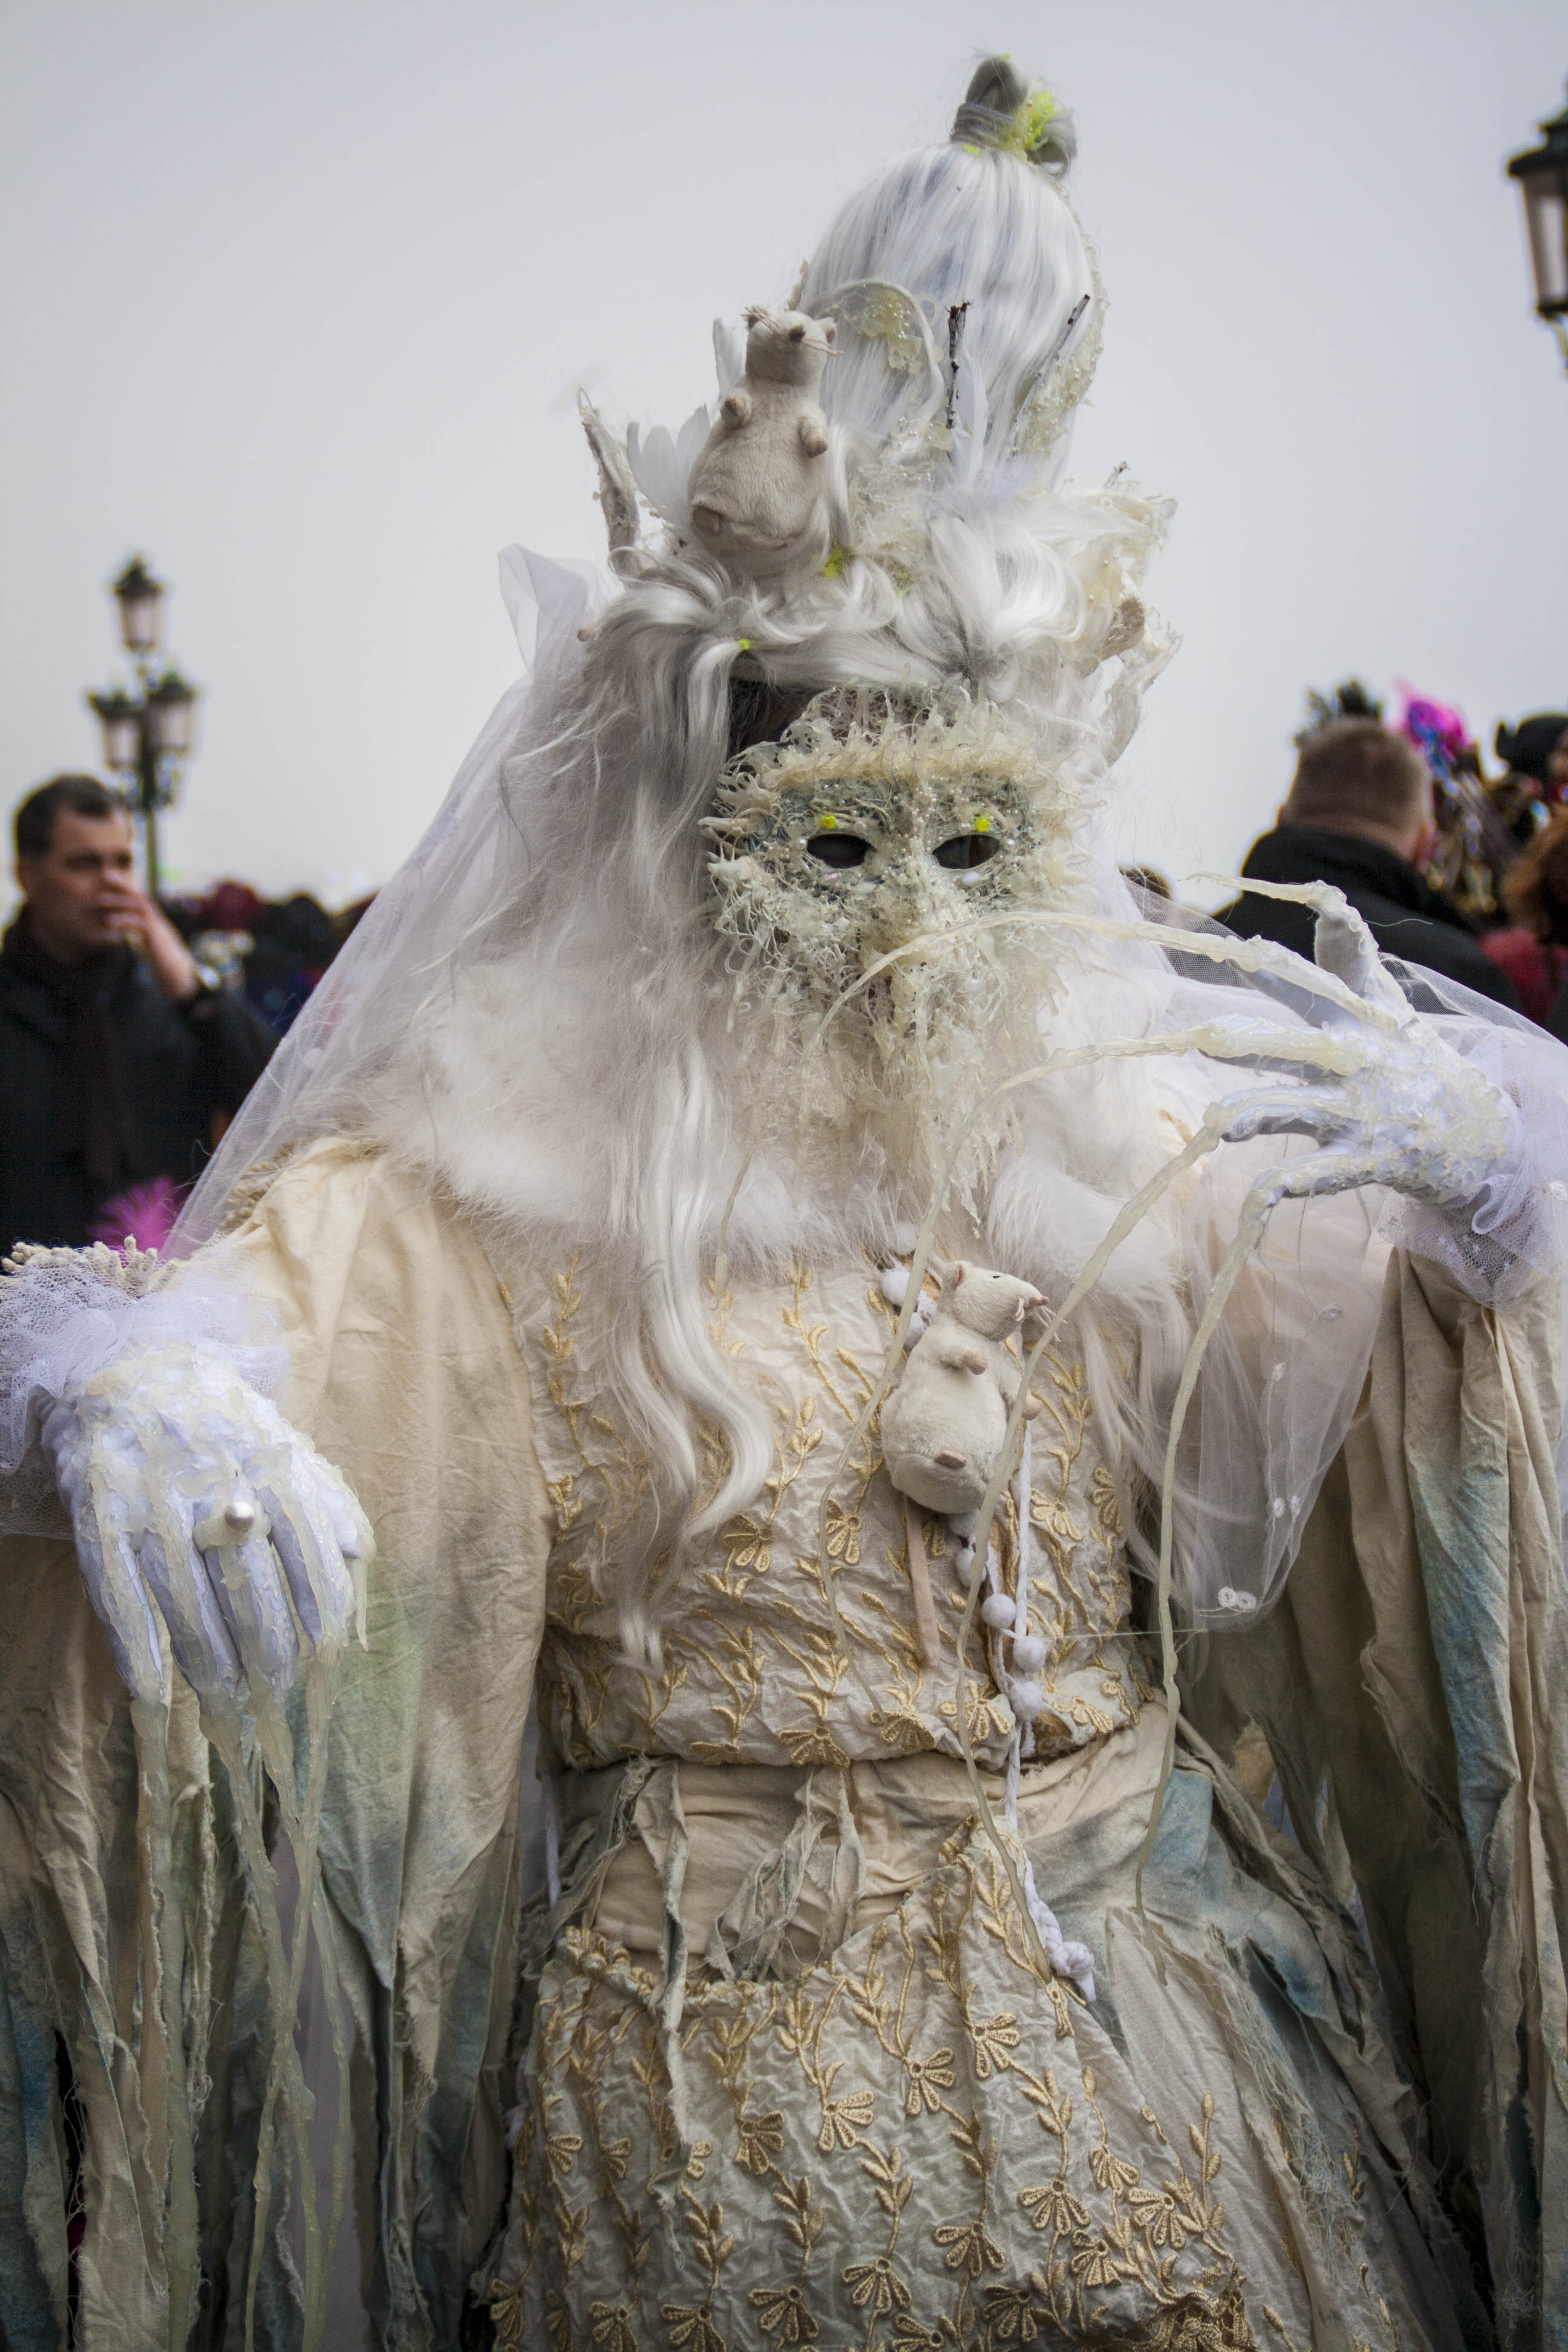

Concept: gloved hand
[[1210, 895, 1517, 1225], [42, 1341, 370, 1708]]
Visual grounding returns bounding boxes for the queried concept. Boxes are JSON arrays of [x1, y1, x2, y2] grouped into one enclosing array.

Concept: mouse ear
[[950, 1263, 967, 1289]]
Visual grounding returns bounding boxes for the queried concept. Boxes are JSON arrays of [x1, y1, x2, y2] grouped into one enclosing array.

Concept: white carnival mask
[[705, 691, 1083, 1009], [704, 693, 1087, 1195]]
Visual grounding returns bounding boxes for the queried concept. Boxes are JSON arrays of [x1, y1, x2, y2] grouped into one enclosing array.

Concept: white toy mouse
[[878, 1261, 1046, 1516], [685, 307, 837, 577]]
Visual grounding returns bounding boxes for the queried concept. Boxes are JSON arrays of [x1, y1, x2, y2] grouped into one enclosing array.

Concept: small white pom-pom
[[1011, 1633, 1047, 1673], [1010, 1680, 1044, 1720], [880, 1266, 909, 1307], [893, 1223, 918, 1255], [981, 1593, 1016, 1630]]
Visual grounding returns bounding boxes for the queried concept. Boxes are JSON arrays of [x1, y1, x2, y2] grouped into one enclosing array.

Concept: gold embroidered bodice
[[512, 1259, 1149, 1774], [493, 1257, 1425, 2351]]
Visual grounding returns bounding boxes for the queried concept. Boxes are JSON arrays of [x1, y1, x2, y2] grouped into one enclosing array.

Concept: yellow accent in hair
[[735, 637, 753, 653], [996, 87, 1057, 160], [974, 814, 992, 833], [819, 812, 838, 830], [822, 546, 849, 580]]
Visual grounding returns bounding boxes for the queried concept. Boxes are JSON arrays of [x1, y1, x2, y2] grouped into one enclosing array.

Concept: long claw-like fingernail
[[139, 1531, 243, 1704], [256, 1485, 353, 1657], [83, 1526, 171, 1705], [206, 1532, 299, 1708]]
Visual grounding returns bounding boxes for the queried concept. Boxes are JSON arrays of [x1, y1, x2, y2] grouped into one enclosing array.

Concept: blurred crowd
[[165, 875, 375, 1037], [1217, 687, 1568, 1028], [4, 694, 1567, 1262], [1, 775, 374, 1256]]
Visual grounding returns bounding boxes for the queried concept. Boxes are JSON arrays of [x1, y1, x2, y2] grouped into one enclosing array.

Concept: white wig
[[800, 56, 1098, 471]]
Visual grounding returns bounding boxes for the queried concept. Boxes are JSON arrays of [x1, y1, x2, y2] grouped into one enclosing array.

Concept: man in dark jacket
[[1, 774, 276, 1250], [1218, 719, 1520, 1011]]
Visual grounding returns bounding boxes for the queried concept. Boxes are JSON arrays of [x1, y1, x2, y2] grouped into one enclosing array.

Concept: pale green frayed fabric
[[1189, 1254, 1568, 2343], [0, 1145, 550, 2350]]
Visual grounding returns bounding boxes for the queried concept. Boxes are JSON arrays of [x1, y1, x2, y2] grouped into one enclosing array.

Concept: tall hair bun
[[950, 55, 1077, 178]]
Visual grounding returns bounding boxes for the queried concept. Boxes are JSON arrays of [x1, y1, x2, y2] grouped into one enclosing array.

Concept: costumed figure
[[4, 55, 1568, 2352], [1397, 690, 1519, 924], [1493, 712, 1568, 848]]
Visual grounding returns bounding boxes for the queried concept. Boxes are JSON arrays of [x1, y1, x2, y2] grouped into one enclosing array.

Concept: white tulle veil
[[170, 59, 1568, 1651]]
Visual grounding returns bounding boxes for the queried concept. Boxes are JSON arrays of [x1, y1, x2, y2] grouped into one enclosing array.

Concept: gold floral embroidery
[[662, 2302, 727, 2351], [905, 2048, 958, 2115], [517, 1256, 1121, 1777], [1012, 2066, 1244, 2335], [978, 2279, 1258, 2350], [782, 1262, 857, 1424], [734, 2106, 785, 2174], [486, 2276, 526, 2347], [748, 2173, 828, 2341], [544, 1470, 583, 1535], [498, 1831, 1394, 2352], [492, 1258, 1394, 2349], [750, 2279, 818, 2341], [780, 1714, 853, 1771], [589, 2299, 638, 2351], [1090, 1460, 1123, 1539], [686, 1619, 766, 1763], [969, 2010, 1021, 2079], [661, 2183, 736, 2349]]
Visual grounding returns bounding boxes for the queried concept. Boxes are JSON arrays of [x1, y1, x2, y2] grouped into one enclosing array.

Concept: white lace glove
[[1211, 893, 1520, 1246], [41, 1340, 368, 1710]]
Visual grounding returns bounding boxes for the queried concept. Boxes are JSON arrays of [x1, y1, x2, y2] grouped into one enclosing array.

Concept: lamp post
[[86, 556, 201, 895], [1507, 83, 1568, 370]]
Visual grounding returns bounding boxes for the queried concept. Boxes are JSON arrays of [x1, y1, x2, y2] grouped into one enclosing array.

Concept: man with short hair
[[1219, 718, 1520, 1008], [1, 774, 275, 1248]]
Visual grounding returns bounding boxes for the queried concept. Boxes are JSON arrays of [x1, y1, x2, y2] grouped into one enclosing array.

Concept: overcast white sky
[[1, 0, 1563, 908]]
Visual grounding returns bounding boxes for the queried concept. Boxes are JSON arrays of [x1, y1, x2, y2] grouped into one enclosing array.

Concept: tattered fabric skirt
[[482, 1707, 1484, 2351]]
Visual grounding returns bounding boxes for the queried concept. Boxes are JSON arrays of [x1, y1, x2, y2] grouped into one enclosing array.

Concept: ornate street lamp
[[111, 556, 167, 656], [1508, 83, 1568, 368], [86, 555, 201, 894], [145, 670, 199, 761], [87, 687, 143, 774]]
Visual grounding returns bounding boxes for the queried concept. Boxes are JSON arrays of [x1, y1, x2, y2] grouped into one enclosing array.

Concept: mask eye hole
[[933, 832, 1002, 870], [806, 831, 873, 869]]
